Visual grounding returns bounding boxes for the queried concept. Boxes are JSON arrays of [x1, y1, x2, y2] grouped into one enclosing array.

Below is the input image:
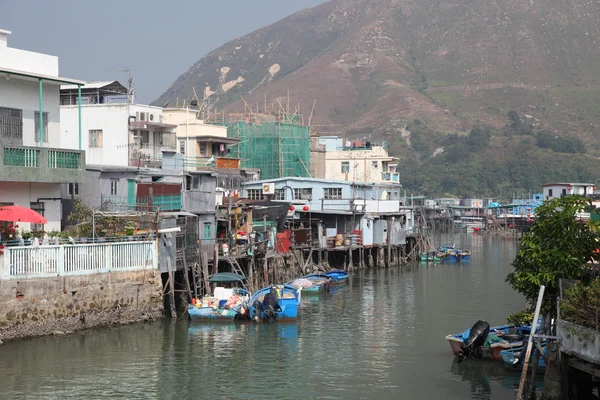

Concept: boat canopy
[[208, 272, 247, 283]]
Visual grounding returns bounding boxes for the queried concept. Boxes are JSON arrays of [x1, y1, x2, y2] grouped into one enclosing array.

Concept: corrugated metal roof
[[60, 80, 124, 90]]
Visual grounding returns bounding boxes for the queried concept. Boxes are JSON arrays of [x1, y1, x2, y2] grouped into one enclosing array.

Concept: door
[[127, 179, 135, 207]]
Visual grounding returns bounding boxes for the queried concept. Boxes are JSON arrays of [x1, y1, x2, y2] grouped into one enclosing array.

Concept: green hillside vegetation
[[397, 113, 598, 197]]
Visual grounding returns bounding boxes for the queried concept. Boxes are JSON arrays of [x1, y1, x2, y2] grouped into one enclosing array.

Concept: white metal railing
[[0, 241, 157, 279]]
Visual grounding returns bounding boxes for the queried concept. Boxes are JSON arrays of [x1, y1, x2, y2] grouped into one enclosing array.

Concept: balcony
[[101, 194, 182, 212], [185, 156, 241, 172], [0, 145, 85, 183], [381, 172, 400, 183]]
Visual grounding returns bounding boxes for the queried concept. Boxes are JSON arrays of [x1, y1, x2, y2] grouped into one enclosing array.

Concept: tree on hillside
[[505, 110, 533, 136], [506, 196, 597, 316]]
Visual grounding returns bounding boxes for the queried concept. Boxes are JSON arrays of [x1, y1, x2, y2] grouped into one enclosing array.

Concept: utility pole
[[110, 67, 134, 104]]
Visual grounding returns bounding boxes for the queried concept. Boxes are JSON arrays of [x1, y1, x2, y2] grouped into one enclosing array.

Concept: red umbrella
[[0, 205, 47, 224]]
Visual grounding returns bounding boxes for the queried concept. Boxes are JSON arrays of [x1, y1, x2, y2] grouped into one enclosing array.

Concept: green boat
[[419, 252, 443, 262]]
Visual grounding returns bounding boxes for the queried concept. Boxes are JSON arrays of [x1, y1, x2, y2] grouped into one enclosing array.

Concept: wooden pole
[[213, 243, 219, 275], [517, 285, 545, 400], [182, 254, 192, 302], [249, 256, 255, 292], [387, 220, 392, 268], [202, 250, 211, 296], [166, 255, 176, 318], [263, 256, 269, 286]]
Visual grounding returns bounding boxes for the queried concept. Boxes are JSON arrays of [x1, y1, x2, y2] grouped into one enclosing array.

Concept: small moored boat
[[248, 284, 301, 322], [187, 272, 251, 321], [323, 270, 349, 284], [288, 274, 330, 295], [445, 319, 539, 361]]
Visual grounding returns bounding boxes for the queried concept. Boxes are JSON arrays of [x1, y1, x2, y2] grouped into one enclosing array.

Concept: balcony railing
[[4, 147, 39, 167], [0, 145, 85, 183], [101, 194, 182, 212], [48, 150, 80, 169]]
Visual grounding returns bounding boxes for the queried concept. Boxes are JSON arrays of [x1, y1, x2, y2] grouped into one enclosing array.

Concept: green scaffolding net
[[223, 121, 310, 180]]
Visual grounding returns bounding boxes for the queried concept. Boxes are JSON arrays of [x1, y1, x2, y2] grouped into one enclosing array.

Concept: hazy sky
[[0, 0, 328, 103]]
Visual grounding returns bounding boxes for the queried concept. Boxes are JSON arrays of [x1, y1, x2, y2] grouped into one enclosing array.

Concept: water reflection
[[448, 359, 544, 398]]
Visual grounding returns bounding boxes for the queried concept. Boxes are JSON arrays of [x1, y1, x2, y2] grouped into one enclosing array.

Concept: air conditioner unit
[[136, 112, 148, 121], [149, 114, 154, 122], [262, 183, 275, 195]]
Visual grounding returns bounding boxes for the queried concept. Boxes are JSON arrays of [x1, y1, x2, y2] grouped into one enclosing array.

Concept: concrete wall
[[543, 184, 594, 200], [319, 141, 397, 184], [61, 104, 130, 166], [0, 79, 61, 148], [0, 269, 163, 342], [0, 32, 59, 76], [0, 182, 62, 232]]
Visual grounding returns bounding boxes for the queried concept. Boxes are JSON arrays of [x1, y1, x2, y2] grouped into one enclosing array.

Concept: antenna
[[110, 67, 135, 104]]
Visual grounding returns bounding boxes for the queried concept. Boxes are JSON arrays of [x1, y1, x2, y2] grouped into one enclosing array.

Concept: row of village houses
[[0, 28, 411, 263]]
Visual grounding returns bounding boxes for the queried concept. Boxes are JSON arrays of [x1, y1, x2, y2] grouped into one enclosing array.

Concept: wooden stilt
[[182, 255, 192, 302], [263, 256, 269, 286], [348, 247, 353, 271], [202, 251, 211, 296], [166, 256, 176, 318]]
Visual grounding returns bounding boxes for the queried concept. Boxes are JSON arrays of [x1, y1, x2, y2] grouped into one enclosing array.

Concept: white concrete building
[[60, 82, 177, 168], [162, 108, 238, 166], [317, 136, 400, 184], [542, 182, 594, 201], [0, 28, 85, 233]]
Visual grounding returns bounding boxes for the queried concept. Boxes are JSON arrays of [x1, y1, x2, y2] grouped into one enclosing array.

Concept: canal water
[[0, 233, 537, 399]]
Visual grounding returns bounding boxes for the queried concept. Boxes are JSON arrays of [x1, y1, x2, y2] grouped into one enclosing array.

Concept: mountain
[[155, 0, 600, 195]]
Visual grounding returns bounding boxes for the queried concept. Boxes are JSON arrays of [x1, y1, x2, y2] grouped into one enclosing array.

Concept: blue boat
[[247, 284, 301, 322], [323, 270, 350, 284], [444, 251, 459, 263], [302, 274, 332, 293], [446, 320, 540, 361], [500, 342, 547, 373], [288, 277, 327, 295]]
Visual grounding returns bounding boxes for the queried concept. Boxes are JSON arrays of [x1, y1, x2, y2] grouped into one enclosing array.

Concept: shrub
[[560, 279, 600, 329]]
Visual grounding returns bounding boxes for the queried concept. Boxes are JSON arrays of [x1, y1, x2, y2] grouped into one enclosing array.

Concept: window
[[34, 112, 48, 143], [141, 130, 150, 144], [0, 107, 23, 138], [324, 188, 342, 200], [192, 176, 200, 189], [247, 189, 263, 200], [274, 189, 286, 200], [200, 142, 207, 156], [68, 183, 79, 196], [179, 140, 186, 155], [562, 188, 567, 196], [341, 161, 350, 174], [110, 179, 119, 196], [548, 189, 553, 197], [89, 129, 103, 148], [204, 223, 211, 239], [30, 202, 45, 231], [372, 161, 378, 169], [294, 188, 313, 200]]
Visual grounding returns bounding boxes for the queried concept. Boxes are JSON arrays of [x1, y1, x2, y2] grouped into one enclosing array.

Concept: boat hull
[[188, 305, 246, 321], [323, 270, 349, 284], [500, 345, 547, 373]]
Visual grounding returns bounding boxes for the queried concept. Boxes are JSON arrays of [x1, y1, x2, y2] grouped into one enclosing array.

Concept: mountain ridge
[[154, 0, 600, 194]]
